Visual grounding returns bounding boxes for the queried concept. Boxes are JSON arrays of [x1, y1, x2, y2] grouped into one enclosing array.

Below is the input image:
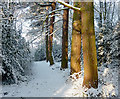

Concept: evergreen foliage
[[1, 3, 32, 84]]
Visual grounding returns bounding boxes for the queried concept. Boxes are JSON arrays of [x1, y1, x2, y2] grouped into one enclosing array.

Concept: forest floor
[[2, 61, 119, 97]]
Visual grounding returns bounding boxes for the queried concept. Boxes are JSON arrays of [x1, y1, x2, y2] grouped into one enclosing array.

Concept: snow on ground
[[2, 61, 119, 97], [2, 61, 73, 97]]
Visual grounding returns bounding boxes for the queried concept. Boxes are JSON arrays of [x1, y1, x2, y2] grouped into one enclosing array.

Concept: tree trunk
[[98, 1, 104, 67], [46, 6, 49, 62], [118, 1, 120, 20], [111, 2, 115, 26], [104, 0, 107, 22], [61, 2, 69, 69], [70, 2, 81, 74], [81, 2, 98, 88], [48, 2, 55, 65], [99, 1, 103, 28], [106, 2, 112, 23]]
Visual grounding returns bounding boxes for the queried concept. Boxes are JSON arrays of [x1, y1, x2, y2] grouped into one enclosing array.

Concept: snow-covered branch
[[29, 26, 62, 44], [57, 0, 81, 11], [49, 7, 68, 15]]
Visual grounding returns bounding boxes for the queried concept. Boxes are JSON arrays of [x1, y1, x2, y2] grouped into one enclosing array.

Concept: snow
[[2, 61, 71, 97], [57, 0, 81, 11], [2, 61, 119, 97]]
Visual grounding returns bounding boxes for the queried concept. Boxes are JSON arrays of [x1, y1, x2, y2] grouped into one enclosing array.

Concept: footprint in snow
[[3, 92, 8, 96], [52, 68, 54, 70]]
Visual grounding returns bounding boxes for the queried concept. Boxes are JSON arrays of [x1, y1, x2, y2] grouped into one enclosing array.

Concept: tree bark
[[61, 2, 69, 69], [81, 2, 98, 88], [104, 0, 107, 22], [98, 1, 104, 67], [99, 1, 103, 28], [46, 6, 49, 62], [48, 2, 55, 65], [118, 1, 120, 20], [70, 2, 81, 74]]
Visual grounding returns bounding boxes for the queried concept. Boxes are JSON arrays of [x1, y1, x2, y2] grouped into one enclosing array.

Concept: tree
[[48, 2, 56, 65], [99, 1, 103, 28], [2, 2, 31, 84], [81, 2, 98, 88], [34, 44, 46, 61], [46, 6, 49, 62], [70, 2, 81, 74], [104, 0, 107, 21], [118, 1, 120, 20], [61, 2, 69, 69], [98, 1, 104, 67]]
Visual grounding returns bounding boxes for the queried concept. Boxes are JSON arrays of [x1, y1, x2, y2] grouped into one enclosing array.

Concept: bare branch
[[29, 26, 62, 44]]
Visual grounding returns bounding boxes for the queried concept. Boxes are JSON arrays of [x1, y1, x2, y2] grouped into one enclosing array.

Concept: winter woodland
[[0, 0, 120, 97]]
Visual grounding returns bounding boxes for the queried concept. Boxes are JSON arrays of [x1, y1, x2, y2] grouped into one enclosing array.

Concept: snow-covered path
[[2, 61, 75, 97], [2, 61, 119, 97]]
